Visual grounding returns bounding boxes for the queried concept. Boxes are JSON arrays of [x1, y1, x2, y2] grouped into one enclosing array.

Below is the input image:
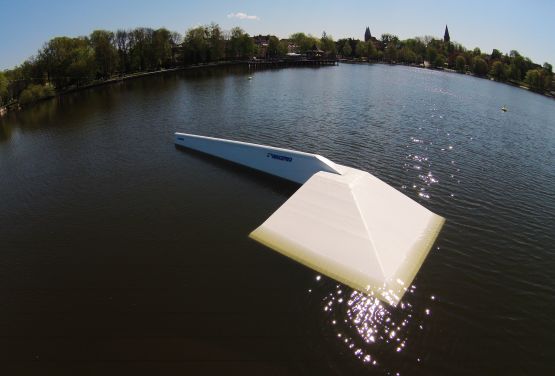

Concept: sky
[[1, 0, 554, 70]]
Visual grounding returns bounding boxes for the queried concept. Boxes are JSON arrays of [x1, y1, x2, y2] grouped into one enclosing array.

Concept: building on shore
[[253, 35, 270, 59]]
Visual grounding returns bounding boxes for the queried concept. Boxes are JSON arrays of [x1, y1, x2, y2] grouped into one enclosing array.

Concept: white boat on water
[[175, 132, 445, 306]]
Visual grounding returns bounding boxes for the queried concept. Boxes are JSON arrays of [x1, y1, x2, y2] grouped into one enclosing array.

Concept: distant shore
[[340, 58, 555, 100]]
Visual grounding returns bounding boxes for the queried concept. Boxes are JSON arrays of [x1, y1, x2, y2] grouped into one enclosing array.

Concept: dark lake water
[[1, 64, 554, 375]]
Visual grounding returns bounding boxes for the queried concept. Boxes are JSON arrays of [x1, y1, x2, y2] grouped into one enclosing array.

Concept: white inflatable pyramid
[[250, 166, 444, 306], [175, 132, 445, 306]]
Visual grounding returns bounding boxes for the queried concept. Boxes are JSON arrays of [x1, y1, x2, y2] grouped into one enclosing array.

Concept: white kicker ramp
[[175, 132, 445, 306]]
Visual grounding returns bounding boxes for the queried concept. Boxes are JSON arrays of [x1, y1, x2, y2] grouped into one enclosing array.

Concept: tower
[[444, 25, 450, 43], [364, 27, 371, 42]]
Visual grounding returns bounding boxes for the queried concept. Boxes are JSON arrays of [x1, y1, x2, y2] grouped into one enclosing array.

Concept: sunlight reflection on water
[[318, 278, 435, 375]]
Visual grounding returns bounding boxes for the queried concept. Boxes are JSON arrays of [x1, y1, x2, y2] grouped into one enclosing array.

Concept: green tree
[[277, 40, 289, 57], [355, 40, 366, 58], [152, 28, 173, 68], [36, 36, 94, 88], [490, 61, 507, 81], [473, 57, 488, 76], [207, 23, 225, 61], [491, 49, 502, 60], [427, 47, 438, 65], [380, 33, 399, 49], [19, 83, 55, 105], [342, 40, 352, 57], [290, 32, 317, 53], [455, 55, 466, 72], [116, 30, 130, 73], [508, 63, 521, 81], [384, 44, 398, 62], [184, 26, 209, 64], [0, 72, 8, 105], [128, 27, 153, 71], [433, 54, 446, 68], [366, 41, 377, 60], [90, 30, 118, 78], [399, 47, 417, 64], [320, 32, 336, 56], [67, 45, 95, 86], [240, 33, 255, 58], [228, 27, 244, 58], [268, 36, 280, 57], [525, 68, 551, 91], [227, 27, 254, 59], [543, 63, 553, 87], [525, 69, 542, 89]]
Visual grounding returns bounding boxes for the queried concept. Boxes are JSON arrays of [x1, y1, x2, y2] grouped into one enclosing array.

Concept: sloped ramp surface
[[250, 166, 445, 306]]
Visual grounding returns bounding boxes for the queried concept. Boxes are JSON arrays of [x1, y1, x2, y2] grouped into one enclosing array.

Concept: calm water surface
[[1, 64, 554, 375]]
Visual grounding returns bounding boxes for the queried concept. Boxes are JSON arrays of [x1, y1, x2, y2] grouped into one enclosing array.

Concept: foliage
[[152, 28, 174, 67], [268, 36, 281, 57], [399, 47, 417, 64], [18, 83, 55, 105], [226, 27, 254, 59], [290, 32, 319, 53], [490, 61, 507, 81], [433, 54, 446, 68], [380, 33, 399, 49], [525, 68, 552, 91], [0, 72, 9, 105], [355, 41, 366, 58], [384, 44, 398, 62], [320, 32, 336, 56], [455, 55, 466, 72], [184, 26, 209, 64], [90, 30, 118, 78], [427, 47, 438, 65], [491, 49, 502, 60], [207, 23, 225, 61], [341, 40, 352, 57], [473, 57, 489, 76], [366, 41, 378, 60]]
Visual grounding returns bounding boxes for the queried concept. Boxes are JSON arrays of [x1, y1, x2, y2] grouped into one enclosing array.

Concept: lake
[[1, 63, 554, 375]]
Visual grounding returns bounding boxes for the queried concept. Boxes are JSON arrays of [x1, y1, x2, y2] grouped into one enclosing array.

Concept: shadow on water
[[0, 65, 252, 143], [174, 144, 299, 198]]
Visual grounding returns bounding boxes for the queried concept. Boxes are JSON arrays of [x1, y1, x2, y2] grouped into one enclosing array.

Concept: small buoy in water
[[248, 76, 253, 80], [501, 105, 508, 112]]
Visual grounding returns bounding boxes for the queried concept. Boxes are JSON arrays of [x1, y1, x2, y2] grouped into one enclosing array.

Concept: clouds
[[227, 12, 259, 21]]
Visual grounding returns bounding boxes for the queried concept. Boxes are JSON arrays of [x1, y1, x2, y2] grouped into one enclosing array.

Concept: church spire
[[364, 27, 372, 42], [444, 25, 450, 43]]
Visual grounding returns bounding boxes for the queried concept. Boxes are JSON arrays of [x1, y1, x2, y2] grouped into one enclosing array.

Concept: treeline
[[335, 33, 553, 92], [0, 24, 259, 107], [1, 24, 553, 108]]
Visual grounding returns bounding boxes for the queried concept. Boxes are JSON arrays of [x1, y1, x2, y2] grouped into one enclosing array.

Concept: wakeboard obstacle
[[175, 132, 444, 306]]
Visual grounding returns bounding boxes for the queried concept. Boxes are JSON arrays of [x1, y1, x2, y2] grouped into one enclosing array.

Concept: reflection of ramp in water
[[175, 132, 445, 306]]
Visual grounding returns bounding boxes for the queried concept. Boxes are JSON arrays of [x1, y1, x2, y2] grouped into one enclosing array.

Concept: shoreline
[[2, 59, 553, 117], [341, 59, 555, 100], [0, 61, 246, 116], [1, 59, 338, 116]]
